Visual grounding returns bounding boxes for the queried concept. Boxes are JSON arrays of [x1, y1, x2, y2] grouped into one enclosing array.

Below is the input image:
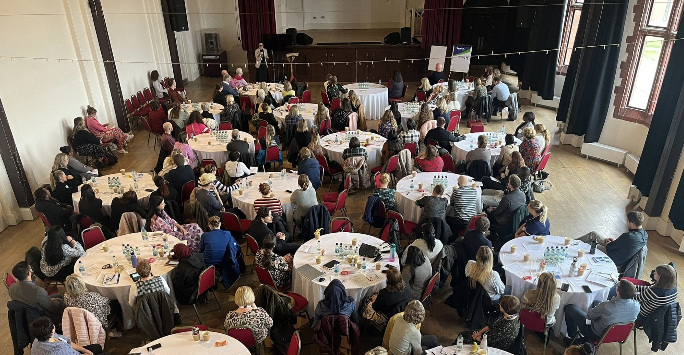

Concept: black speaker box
[[296, 33, 314, 45], [384, 32, 401, 45], [400, 27, 411, 44], [166, 0, 189, 32], [286, 28, 298, 45]]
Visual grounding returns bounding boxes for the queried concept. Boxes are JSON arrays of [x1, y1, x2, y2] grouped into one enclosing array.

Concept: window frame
[[557, 0, 584, 75]]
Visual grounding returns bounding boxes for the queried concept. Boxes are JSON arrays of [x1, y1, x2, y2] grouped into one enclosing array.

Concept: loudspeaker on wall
[[167, 0, 189, 32]]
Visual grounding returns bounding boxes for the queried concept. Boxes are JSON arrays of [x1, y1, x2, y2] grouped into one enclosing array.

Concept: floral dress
[[519, 138, 541, 170], [86, 117, 127, 149], [255, 249, 291, 289], [374, 188, 396, 211], [224, 307, 274, 343], [150, 210, 203, 252], [64, 292, 111, 326]]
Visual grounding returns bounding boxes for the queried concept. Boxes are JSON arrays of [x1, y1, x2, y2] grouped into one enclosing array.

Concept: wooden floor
[[1, 77, 682, 355]]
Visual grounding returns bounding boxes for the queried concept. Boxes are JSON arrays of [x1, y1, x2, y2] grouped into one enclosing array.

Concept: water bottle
[[410, 179, 414, 190], [389, 243, 396, 262], [78, 261, 86, 275], [122, 244, 127, 257], [112, 255, 119, 268], [590, 240, 597, 254], [153, 247, 159, 257], [501, 126, 505, 136], [335, 135, 339, 143], [268, 177, 273, 186], [481, 334, 488, 350], [362, 257, 367, 269], [131, 252, 138, 268], [456, 334, 464, 350], [316, 240, 321, 252], [135, 246, 141, 257], [164, 240, 169, 249], [354, 246, 359, 256], [141, 226, 148, 240], [569, 257, 577, 277], [334, 262, 340, 275]]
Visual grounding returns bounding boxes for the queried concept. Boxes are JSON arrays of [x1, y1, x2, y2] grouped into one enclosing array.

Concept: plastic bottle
[[389, 243, 396, 262], [153, 248, 159, 257], [362, 257, 367, 269], [141, 226, 148, 240], [135, 247, 141, 257], [164, 240, 169, 250], [456, 334, 464, 350], [481, 334, 488, 350], [131, 252, 138, 268], [569, 257, 578, 277], [78, 261, 85, 275], [410, 179, 414, 190], [122, 244, 127, 257], [316, 240, 321, 252], [112, 256, 119, 268]]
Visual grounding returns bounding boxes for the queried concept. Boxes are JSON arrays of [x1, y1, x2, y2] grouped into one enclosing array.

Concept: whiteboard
[[450, 45, 472, 73], [428, 45, 447, 71]]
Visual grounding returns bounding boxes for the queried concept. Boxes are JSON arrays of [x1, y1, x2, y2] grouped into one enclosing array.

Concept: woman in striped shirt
[[253, 183, 283, 215], [634, 264, 678, 321]]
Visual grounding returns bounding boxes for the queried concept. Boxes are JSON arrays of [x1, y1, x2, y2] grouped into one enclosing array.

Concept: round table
[[273, 103, 317, 129], [384, 102, 435, 130], [71, 173, 156, 216], [499, 235, 618, 337], [230, 172, 301, 233], [75, 232, 182, 329], [187, 132, 256, 167], [343, 83, 388, 120], [292, 232, 401, 314], [172, 102, 223, 129], [395, 172, 483, 224], [321, 131, 386, 170], [434, 82, 472, 109], [451, 132, 521, 166], [129, 332, 250, 355], [241, 83, 284, 105]]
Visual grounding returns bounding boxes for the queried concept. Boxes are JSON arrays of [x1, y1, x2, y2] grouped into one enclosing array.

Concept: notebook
[[296, 264, 325, 281]]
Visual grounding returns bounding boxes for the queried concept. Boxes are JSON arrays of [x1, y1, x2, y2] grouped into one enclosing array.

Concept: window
[[615, 0, 682, 125], [558, 0, 584, 74]]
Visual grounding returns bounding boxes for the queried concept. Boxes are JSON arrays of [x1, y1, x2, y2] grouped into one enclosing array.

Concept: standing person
[[150, 70, 168, 98], [255, 42, 270, 82], [428, 63, 445, 85]]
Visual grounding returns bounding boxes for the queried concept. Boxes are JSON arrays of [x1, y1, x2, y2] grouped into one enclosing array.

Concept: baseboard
[[559, 132, 584, 147], [21, 206, 37, 221]]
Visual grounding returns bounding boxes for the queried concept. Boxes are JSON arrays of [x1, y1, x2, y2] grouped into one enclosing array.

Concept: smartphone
[[582, 285, 592, 293], [148, 343, 162, 350], [285, 190, 293, 193], [560, 283, 570, 292]]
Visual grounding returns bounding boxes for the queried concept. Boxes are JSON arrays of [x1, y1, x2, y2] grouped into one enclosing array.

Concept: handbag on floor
[[532, 180, 552, 193]]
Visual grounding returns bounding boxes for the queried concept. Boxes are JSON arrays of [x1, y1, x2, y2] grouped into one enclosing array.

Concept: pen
[[116, 273, 121, 284]]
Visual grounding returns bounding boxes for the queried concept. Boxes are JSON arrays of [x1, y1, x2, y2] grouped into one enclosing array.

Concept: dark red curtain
[[422, 0, 463, 49], [238, 0, 276, 51]]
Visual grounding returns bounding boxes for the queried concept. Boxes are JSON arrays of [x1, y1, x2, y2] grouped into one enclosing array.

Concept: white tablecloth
[[344, 83, 388, 120], [451, 132, 521, 166], [292, 232, 401, 314], [434, 82, 472, 109], [129, 332, 250, 355], [241, 83, 284, 105], [499, 235, 618, 337], [173, 102, 223, 128], [230, 172, 300, 233], [395, 172, 482, 223], [321, 131, 386, 170], [384, 102, 435, 131], [273, 103, 317, 129], [72, 173, 156, 216], [187, 132, 255, 167], [75, 232, 182, 330], [427, 344, 512, 355]]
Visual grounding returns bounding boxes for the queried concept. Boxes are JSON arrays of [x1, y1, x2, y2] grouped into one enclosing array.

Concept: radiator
[[580, 142, 627, 167], [625, 153, 640, 174]]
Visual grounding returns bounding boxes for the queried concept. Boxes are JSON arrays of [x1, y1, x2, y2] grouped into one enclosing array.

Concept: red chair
[[37, 212, 52, 228], [373, 172, 382, 188], [459, 214, 486, 237], [77, 215, 93, 236], [137, 91, 149, 106], [227, 327, 256, 348], [245, 233, 259, 273], [192, 266, 221, 323], [287, 330, 301, 355], [255, 263, 290, 291], [470, 122, 485, 133], [387, 210, 418, 238], [379, 215, 391, 242], [181, 181, 195, 203], [426, 139, 439, 147], [265, 146, 282, 170], [466, 76, 475, 82], [330, 217, 354, 233], [171, 325, 208, 334], [143, 88, 154, 102], [389, 84, 407, 103], [385, 155, 400, 185], [4, 272, 18, 289], [575, 322, 634, 355], [258, 127, 267, 140], [448, 111, 461, 132], [219, 122, 232, 131], [404, 142, 417, 157], [323, 189, 348, 217], [520, 309, 550, 355], [330, 98, 341, 112], [81, 226, 106, 250], [141, 117, 161, 149], [416, 91, 427, 102], [536, 152, 551, 179], [288, 97, 300, 104], [131, 95, 150, 116], [301, 90, 312, 103], [221, 212, 252, 236], [441, 153, 455, 173], [421, 272, 440, 312], [323, 175, 351, 203], [316, 154, 343, 190], [320, 91, 330, 106], [124, 99, 144, 128], [240, 96, 254, 113], [200, 158, 223, 177], [319, 119, 331, 135]]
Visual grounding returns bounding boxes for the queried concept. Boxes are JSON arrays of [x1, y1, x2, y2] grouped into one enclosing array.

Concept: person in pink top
[[184, 111, 209, 137], [230, 68, 249, 89], [173, 138, 196, 167], [84, 106, 132, 153]]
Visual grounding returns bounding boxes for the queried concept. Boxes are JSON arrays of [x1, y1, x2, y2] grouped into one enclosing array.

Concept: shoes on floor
[[108, 330, 122, 338], [125, 134, 134, 142], [118, 149, 128, 154]]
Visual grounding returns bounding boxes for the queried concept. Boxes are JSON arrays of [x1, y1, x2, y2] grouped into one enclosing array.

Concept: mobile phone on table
[[582, 285, 592, 293]]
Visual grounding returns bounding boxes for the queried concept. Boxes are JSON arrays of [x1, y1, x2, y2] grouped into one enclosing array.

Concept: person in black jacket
[[110, 191, 147, 231], [258, 104, 281, 135], [248, 207, 299, 256], [71, 116, 110, 163], [427, 63, 445, 85], [164, 153, 195, 194], [170, 243, 206, 305], [50, 170, 79, 206], [371, 267, 413, 320], [463, 217, 493, 261], [388, 70, 404, 100], [424, 117, 460, 152], [78, 184, 106, 224], [226, 129, 251, 165], [35, 187, 74, 233], [486, 175, 526, 234]]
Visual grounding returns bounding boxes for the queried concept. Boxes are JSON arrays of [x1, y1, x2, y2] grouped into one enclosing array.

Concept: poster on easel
[[450, 45, 472, 73], [428, 45, 447, 71]]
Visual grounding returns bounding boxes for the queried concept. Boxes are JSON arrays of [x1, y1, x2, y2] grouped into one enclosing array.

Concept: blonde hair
[[298, 174, 311, 190], [226, 95, 235, 105], [436, 97, 448, 112], [477, 134, 488, 148], [266, 125, 276, 146], [299, 147, 312, 160], [403, 300, 426, 324], [284, 81, 292, 92], [50, 170, 65, 190], [297, 119, 309, 132], [315, 102, 329, 127], [381, 110, 398, 131], [535, 123, 550, 147], [417, 104, 434, 128], [380, 173, 390, 186], [469, 246, 494, 288], [288, 105, 299, 117], [234, 286, 255, 306], [475, 77, 482, 87], [523, 126, 535, 139], [53, 153, 69, 171], [64, 274, 88, 298], [348, 90, 361, 107], [257, 89, 266, 102], [208, 216, 221, 229], [419, 78, 432, 91], [524, 272, 557, 318], [528, 200, 548, 224], [259, 82, 268, 91]]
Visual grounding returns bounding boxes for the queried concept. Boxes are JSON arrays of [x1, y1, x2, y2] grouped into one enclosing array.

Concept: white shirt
[[153, 80, 167, 98], [535, 134, 546, 154], [401, 238, 444, 265], [225, 160, 251, 178], [465, 260, 505, 300], [491, 82, 510, 102]]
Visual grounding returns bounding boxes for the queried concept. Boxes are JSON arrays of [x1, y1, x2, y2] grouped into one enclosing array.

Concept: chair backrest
[[386, 155, 399, 173], [470, 124, 485, 133], [330, 98, 341, 112], [143, 88, 154, 102], [125, 99, 136, 114], [219, 122, 232, 130], [319, 119, 331, 134], [379, 217, 391, 242], [181, 181, 195, 203], [597, 322, 634, 346], [227, 327, 256, 348], [519, 308, 547, 333], [426, 138, 438, 147], [537, 152, 551, 172], [81, 226, 106, 250], [333, 189, 348, 214], [197, 266, 215, 296], [320, 91, 330, 105], [222, 212, 244, 234], [316, 154, 331, 172], [467, 214, 485, 231], [266, 146, 280, 162], [287, 330, 301, 355], [289, 97, 300, 104], [254, 263, 277, 288], [416, 91, 427, 102], [441, 153, 455, 173], [374, 172, 382, 188], [401, 83, 408, 98], [344, 174, 352, 190], [137, 91, 147, 106], [448, 111, 460, 132], [404, 142, 417, 157], [421, 272, 440, 302], [171, 325, 208, 334], [240, 96, 253, 110], [387, 210, 407, 233], [258, 126, 267, 139], [245, 233, 260, 254], [302, 90, 312, 103], [37, 212, 52, 228], [131, 95, 141, 109], [511, 204, 528, 235], [331, 217, 353, 233], [467, 76, 475, 82], [4, 272, 18, 289], [141, 117, 154, 133]]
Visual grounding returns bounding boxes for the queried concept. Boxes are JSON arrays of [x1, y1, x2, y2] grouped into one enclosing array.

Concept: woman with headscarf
[[313, 279, 359, 327], [170, 243, 206, 305]]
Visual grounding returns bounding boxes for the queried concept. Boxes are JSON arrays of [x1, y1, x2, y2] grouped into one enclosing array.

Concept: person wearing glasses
[[255, 43, 270, 82]]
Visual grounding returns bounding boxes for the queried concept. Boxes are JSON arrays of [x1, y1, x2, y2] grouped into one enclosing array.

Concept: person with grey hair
[[486, 174, 526, 233], [389, 300, 440, 355], [230, 68, 248, 89]]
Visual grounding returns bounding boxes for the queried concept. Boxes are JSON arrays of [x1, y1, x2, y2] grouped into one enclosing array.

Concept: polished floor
[[1, 77, 682, 355]]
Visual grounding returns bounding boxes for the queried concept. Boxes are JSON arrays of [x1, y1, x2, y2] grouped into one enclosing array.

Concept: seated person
[[313, 279, 359, 327], [414, 78, 433, 101], [258, 104, 280, 135], [253, 183, 284, 215], [482, 152, 526, 193], [414, 145, 444, 173], [170, 243, 206, 305], [486, 175, 526, 232], [291, 175, 318, 224], [514, 112, 535, 140], [185, 111, 209, 136], [401, 246, 432, 300], [563, 343, 596, 355], [110, 190, 147, 231], [195, 173, 226, 217], [148, 196, 203, 252], [230, 68, 249, 89], [342, 137, 368, 161], [445, 175, 479, 233], [633, 264, 678, 322], [427, 63, 444, 85], [416, 184, 448, 224], [513, 200, 550, 238], [248, 207, 298, 256], [522, 272, 561, 326], [200, 216, 239, 267], [9, 261, 65, 324], [493, 134, 519, 173], [297, 147, 322, 190], [378, 110, 399, 138], [128, 260, 179, 322], [50, 170, 79, 205], [462, 217, 493, 261], [64, 274, 121, 337], [398, 118, 421, 155], [389, 300, 440, 355], [465, 135, 492, 170], [388, 70, 405, 99], [403, 223, 444, 264], [150, 175, 179, 203], [34, 186, 74, 233], [226, 129, 250, 161], [294, 120, 313, 151], [490, 75, 510, 113], [331, 98, 355, 132], [40, 226, 86, 282], [326, 75, 348, 100], [255, 233, 293, 289], [168, 78, 187, 104], [424, 117, 460, 152], [432, 97, 451, 128], [374, 173, 396, 211], [29, 316, 106, 355], [224, 286, 273, 343], [466, 246, 505, 301], [164, 153, 194, 193], [281, 81, 297, 101], [577, 211, 648, 270], [372, 267, 413, 321], [563, 280, 639, 344], [382, 131, 403, 165], [519, 127, 541, 171], [457, 295, 521, 350], [78, 184, 112, 231]]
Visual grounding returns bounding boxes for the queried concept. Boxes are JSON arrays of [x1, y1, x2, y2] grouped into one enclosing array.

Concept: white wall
[[277, 0, 407, 31]]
